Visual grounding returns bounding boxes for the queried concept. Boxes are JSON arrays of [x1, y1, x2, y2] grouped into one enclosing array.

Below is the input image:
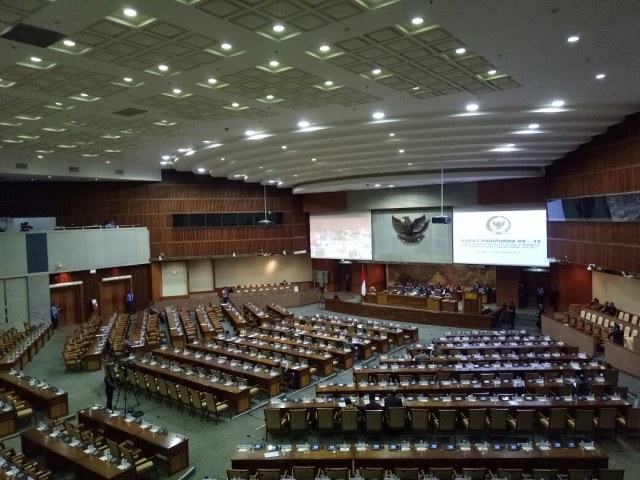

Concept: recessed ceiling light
[[37, 155, 43, 159], [411, 17, 424, 25], [281, 145, 287, 150], [595, 73, 606, 80], [80, 93, 88, 97], [30, 56, 42, 62], [567, 35, 580, 43], [388, 185, 395, 188], [389, 133, 395, 137], [123, 8, 137, 17], [298, 121, 310, 128], [55, 102, 62, 106], [269, 60, 279, 67], [172, 88, 182, 94], [232, 102, 240, 108], [311, 158, 317, 162], [273, 24, 285, 32], [220, 157, 225, 161], [158, 64, 168, 71], [63, 39, 76, 47], [197, 167, 206, 173], [399, 149, 405, 153], [487, 69, 497, 75], [408, 163, 413, 166], [185, 150, 195, 156], [221, 43, 232, 50], [266, 95, 274, 100], [372, 68, 381, 75], [412, 86, 420, 90], [177, 148, 190, 152], [374, 184, 381, 187], [324, 80, 333, 86], [372, 112, 385, 120], [528, 123, 540, 129], [455, 47, 466, 54], [123, 77, 132, 82], [319, 45, 330, 52], [207, 78, 217, 84], [162, 155, 171, 160], [94, 178, 99, 181], [551, 99, 565, 107], [245, 130, 256, 136], [105, 160, 110, 164], [466, 103, 479, 112]]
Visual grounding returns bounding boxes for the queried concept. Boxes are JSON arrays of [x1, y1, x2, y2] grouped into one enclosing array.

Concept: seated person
[[363, 393, 382, 411], [341, 397, 359, 411], [588, 298, 602, 310], [600, 301, 610, 313], [413, 351, 430, 363], [573, 374, 591, 397], [369, 285, 377, 294], [610, 323, 624, 345], [383, 390, 403, 408], [606, 302, 618, 316]]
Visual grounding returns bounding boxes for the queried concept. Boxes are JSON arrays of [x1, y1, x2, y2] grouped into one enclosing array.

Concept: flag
[[361, 264, 367, 297]]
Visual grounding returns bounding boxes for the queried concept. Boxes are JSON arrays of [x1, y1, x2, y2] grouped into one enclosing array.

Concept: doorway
[[100, 279, 130, 316], [50, 284, 83, 326]]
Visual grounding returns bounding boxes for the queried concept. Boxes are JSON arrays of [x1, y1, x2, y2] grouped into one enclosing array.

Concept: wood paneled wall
[[0, 171, 309, 259], [550, 264, 592, 312], [477, 177, 547, 205], [545, 113, 640, 272], [302, 192, 347, 212]]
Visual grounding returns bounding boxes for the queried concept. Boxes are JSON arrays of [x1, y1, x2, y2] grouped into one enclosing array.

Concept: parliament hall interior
[[1, 1, 640, 479]]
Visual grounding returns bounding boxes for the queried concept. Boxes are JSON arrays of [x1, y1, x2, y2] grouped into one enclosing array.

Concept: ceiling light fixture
[[374, 184, 381, 187], [551, 99, 565, 107], [207, 78, 217, 84], [319, 45, 330, 52], [487, 69, 497, 75], [408, 163, 413, 166], [595, 73, 606, 80], [266, 95, 274, 100], [567, 35, 580, 43], [123, 8, 137, 17], [172, 88, 182, 94], [158, 64, 168, 71], [455, 47, 466, 54], [399, 149, 405, 153], [245, 130, 256, 136], [372, 68, 381, 75], [389, 133, 395, 137], [298, 121, 310, 128], [528, 123, 540, 129], [231, 102, 240, 108], [411, 17, 424, 25], [221, 43, 232, 50], [311, 158, 317, 162], [63, 39, 76, 47], [30, 56, 42, 62], [281, 145, 287, 150], [123, 77, 132, 82], [197, 167, 206, 173], [372, 112, 385, 120], [273, 24, 285, 32], [269, 60, 279, 67], [466, 103, 479, 112], [324, 80, 333, 86]]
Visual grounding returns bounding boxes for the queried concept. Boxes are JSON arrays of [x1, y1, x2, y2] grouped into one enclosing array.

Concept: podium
[[463, 292, 482, 314]]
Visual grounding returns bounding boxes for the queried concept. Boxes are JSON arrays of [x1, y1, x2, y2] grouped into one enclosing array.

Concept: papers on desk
[[508, 400, 519, 406]]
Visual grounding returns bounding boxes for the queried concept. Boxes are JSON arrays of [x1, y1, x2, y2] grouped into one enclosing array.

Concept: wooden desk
[[21, 427, 135, 480], [221, 304, 249, 331], [189, 343, 311, 389], [380, 352, 595, 366], [165, 307, 186, 349], [542, 315, 598, 357], [0, 324, 52, 372], [266, 304, 295, 321], [132, 360, 251, 413], [0, 372, 68, 418], [78, 407, 189, 475], [153, 348, 282, 397], [231, 443, 608, 473], [243, 303, 272, 324]]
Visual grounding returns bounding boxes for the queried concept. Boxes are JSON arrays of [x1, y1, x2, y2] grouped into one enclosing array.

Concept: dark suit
[[384, 396, 403, 408]]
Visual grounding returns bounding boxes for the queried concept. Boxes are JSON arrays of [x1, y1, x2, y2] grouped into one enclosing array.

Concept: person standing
[[104, 370, 116, 410], [221, 287, 229, 305], [536, 304, 544, 330], [50, 302, 60, 330], [536, 284, 545, 306], [518, 282, 528, 309], [126, 292, 135, 315]]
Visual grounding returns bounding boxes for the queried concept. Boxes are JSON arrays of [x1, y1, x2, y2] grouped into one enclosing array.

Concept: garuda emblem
[[392, 214, 429, 243]]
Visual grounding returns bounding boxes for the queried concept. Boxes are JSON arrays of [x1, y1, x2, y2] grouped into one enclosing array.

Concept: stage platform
[[324, 297, 493, 329]]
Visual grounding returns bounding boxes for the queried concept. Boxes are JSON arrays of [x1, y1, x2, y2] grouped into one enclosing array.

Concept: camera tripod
[[318, 287, 325, 309], [114, 365, 142, 416]]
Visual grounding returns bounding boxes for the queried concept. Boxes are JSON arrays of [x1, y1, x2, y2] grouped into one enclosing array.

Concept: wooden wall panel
[[302, 192, 347, 212], [0, 172, 309, 260], [550, 264, 592, 312], [495, 266, 521, 307], [477, 177, 547, 205]]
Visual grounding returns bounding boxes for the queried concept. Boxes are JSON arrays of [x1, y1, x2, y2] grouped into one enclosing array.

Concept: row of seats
[[264, 406, 640, 440], [116, 366, 232, 423], [225, 466, 625, 480], [62, 314, 102, 370], [0, 440, 51, 480]]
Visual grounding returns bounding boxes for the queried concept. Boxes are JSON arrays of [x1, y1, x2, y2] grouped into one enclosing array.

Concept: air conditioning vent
[[1, 23, 65, 48], [113, 108, 147, 117], [15, 163, 28, 170], [68, 166, 80, 172]]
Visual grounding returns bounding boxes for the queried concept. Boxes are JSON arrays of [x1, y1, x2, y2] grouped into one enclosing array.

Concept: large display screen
[[310, 212, 372, 260], [453, 209, 548, 267]]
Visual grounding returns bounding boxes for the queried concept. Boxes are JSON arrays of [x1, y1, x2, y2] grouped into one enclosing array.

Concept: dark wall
[[0, 171, 309, 259]]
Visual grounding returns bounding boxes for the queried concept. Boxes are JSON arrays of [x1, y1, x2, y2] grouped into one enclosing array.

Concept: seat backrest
[[317, 408, 336, 430], [394, 468, 420, 480], [227, 469, 250, 480], [531, 469, 558, 480], [597, 407, 617, 429], [365, 410, 383, 432], [549, 408, 568, 429], [515, 409, 535, 429], [411, 409, 429, 431], [388, 407, 406, 429], [598, 469, 625, 480], [575, 409, 595, 431], [467, 408, 487, 430], [256, 469, 281, 480], [462, 468, 487, 480], [567, 469, 594, 480], [437, 409, 457, 431], [489, 408, 508, 428], [428, 467, 453, 480], [264, 408, 283, 430], [341, 409, 359, 432], [497, 468, 523, 480], [292, 466, 316, 480], [325, 467, 349, 480], [289, 409, 308, 431], [360, 468, 385, 480]]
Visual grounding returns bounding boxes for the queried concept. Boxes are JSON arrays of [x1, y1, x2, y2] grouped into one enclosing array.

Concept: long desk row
[[0, 371, 68, 418], [0, 324, 52, 372], [231, 442, 608, 473]]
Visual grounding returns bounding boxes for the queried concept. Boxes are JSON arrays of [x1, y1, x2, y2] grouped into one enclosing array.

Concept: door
[[100, 279, 129, 316], [50, 285, 82, 326]]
